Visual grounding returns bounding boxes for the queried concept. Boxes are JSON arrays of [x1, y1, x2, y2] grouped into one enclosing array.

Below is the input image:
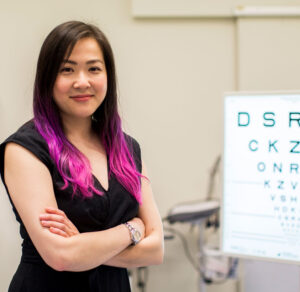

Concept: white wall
[[0, 1, 236, 291]]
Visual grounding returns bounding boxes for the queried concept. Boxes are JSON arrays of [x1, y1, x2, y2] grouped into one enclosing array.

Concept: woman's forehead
[[65, 38, 104, 62]]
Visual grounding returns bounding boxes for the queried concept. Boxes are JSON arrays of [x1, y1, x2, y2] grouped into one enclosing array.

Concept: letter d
[[238, 112, 250, 127]]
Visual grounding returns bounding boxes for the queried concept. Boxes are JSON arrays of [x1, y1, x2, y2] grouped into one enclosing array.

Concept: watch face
[[133, 230, 141, 242]]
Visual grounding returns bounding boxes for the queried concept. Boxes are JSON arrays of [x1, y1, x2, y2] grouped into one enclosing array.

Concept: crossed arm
[[4, 142, 164, 271]]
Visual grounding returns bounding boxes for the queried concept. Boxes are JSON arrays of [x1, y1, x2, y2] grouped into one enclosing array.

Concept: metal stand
[[197, 218, 207, 292], [165, 201, 220, 291]]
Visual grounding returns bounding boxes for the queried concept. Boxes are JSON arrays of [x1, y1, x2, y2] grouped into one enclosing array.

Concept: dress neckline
[[92, 153, 110, 192]]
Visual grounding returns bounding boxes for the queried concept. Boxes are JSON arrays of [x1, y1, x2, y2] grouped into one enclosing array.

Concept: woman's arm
[[4, 142, 144, 272], [103, 161, 164, 268], [40, 161, 164, 268]]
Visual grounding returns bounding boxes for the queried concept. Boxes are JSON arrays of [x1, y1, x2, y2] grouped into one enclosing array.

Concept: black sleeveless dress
[[0, 120, 141, 292]]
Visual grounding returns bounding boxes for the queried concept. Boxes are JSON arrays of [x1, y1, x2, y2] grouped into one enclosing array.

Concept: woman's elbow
[[151, 239, 164, 265], [49, 260, 66, 272], [38, 239, 73, 271], [42, 248, 70, 271], [153, 250, 164, 265], [157, 243, 165, 265]]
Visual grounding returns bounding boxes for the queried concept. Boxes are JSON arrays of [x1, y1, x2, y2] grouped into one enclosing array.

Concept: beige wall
[[0, 1, 237, 291], [237, 17, 300, 91]]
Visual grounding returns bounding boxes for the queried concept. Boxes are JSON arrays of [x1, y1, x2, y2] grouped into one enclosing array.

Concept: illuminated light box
[[222, 92, 300, 264]]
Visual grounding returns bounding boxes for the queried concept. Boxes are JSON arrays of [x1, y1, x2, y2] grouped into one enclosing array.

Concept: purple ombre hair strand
[[102, 112, 142, 203], [33, 21, 142, 203]]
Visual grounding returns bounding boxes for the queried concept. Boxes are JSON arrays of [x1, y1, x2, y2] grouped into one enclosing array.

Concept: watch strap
[[124, 222, 140, 245]]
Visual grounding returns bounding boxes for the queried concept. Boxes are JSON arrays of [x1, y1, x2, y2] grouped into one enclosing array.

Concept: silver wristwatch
[[124, 222, 141, 245]]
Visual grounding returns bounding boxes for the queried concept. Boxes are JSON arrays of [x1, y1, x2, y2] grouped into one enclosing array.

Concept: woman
[[0, 21, 163, 291]]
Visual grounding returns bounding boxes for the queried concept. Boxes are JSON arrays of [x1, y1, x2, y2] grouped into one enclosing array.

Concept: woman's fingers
[[45, 207, 66, 216], [41, 220, 67, 232], [67, 220, 79, 234], [46, 208, 79, 233], [39, 207, 79, 237], [49, 227, 68, 237], [39, 213, 65, 223]]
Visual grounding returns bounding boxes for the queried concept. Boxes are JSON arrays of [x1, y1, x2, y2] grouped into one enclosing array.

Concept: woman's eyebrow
[[86, 59, 104, 65], [62, 59, 104, 65], [62, 59, 77, 65]]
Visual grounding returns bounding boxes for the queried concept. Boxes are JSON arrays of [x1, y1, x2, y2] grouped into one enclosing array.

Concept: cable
[[163, 225, 208, 280], [163, 224, 238, 285], [206, 155, 221, 201]]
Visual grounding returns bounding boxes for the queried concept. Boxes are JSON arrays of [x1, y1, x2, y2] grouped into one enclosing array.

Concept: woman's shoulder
[[7, 119, 44, 140], [123, 133, 142, 172], [2, 120, 48, 152], [0, 120, 53, 171], [123, 132, 139, 148], [123, 133, 141, 155]]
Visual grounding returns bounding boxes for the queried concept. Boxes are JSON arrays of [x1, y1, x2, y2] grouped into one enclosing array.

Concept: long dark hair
[[33, 21, 142, 203]]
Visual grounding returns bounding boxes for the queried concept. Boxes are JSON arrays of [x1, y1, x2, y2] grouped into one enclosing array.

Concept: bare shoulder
[[4, 140, 58, 216], [4, 142, 62, 266], [4, 142, 54, 196], [5, 141, 48, 171]]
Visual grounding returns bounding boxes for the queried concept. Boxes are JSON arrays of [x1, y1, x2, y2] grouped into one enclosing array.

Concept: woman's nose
[[73, 72, 91, 89]]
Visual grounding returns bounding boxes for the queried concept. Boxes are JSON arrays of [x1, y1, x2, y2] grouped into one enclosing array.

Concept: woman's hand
[[39, 207, 145, 242], [39, 207, 79, 237]]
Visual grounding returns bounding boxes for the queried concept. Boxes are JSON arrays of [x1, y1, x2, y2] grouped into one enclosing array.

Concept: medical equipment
[[164, 156, 238, 291]]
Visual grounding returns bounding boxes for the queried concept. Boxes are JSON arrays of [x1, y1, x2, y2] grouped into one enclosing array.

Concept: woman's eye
[[89, 67, 101, 72], [60, 67, 73, 73]]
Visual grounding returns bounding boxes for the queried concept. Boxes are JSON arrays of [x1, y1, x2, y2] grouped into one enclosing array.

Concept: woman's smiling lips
[[70, 94, 93, 101]]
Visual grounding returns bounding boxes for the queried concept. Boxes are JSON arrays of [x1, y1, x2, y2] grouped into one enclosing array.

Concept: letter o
[[257, 162, 266, 172]]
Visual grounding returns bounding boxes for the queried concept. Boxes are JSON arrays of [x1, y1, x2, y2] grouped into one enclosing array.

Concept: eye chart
[[222, 92, 300, 264]]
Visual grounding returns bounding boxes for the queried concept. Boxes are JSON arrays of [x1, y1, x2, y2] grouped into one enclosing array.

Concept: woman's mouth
[[70, 94, 93, 101]]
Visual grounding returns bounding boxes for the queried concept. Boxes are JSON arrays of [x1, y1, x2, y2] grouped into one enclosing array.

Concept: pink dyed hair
[[33, 21, 142, 203]]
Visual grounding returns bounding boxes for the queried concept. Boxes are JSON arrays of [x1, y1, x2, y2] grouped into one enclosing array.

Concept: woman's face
[[53, 37, 107, 121]]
